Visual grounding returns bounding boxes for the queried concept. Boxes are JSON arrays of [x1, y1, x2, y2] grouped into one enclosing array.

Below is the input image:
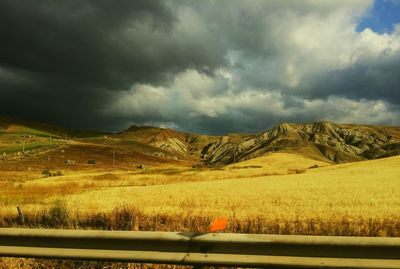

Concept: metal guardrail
[[1, 228, 400, 268]]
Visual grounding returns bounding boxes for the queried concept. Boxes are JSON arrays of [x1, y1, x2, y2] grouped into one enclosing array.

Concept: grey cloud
[[0, 0, 399, 134], [304, 51, 400, 104], [0, 0, 226, 129]]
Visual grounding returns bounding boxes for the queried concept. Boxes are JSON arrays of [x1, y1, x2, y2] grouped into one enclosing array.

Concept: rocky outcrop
[[118, 121, 400, 166], [151, 137, 188, 155], [201, 122, 400, 165]]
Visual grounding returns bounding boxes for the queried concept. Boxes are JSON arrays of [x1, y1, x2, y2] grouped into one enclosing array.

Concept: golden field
[[0, 152, 399, 233], [1, 153, 400, 268]]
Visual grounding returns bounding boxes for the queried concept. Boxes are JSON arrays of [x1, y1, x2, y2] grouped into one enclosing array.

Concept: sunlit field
[[1, 153, 400, 268], [1, 153, 399, 236]]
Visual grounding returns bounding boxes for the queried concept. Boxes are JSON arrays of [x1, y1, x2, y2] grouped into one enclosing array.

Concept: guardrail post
[[16, 206, 25, 225]]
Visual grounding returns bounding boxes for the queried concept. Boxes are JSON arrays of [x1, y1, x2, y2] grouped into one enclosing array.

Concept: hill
[[114, 125, 220, 159], [201, 121, 400, 165], [0, 117, 194, 170], [226, 152, 330, 174], [1, 116, 400, 169], [0, 116, 102, 138]]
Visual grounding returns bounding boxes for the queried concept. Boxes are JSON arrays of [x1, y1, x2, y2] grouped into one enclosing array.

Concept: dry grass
[[1, 153, 400, 268], [56, 155, 400, 226], [227, 152, 329, 171], [0, 258, 186, 269], [0, 153, 399, 235], [0, 153, 329, 213]]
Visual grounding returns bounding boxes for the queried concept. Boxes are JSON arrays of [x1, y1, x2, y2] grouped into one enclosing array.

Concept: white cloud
[[299, 97, 400, 125], [106, 0, 400, 133], [107, 67, 400, 133]]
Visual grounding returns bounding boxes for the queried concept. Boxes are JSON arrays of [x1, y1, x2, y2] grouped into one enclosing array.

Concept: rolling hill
[[201, 121, 400, 165], [1, 116, 400, 169]]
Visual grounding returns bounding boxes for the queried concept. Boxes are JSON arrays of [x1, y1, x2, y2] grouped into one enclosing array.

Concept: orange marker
[[208, 217, 228, 232]]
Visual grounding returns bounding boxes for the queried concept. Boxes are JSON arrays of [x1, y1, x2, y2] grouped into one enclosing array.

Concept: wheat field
[[0, 153, 399, 233], [1, 153, 400, 268], [61, 153, 400, 232]]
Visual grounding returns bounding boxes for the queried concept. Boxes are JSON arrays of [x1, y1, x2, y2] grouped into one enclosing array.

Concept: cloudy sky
[[1, 0, 400, 134]]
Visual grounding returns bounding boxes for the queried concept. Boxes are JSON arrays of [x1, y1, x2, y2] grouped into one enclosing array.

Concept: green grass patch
[[0, 141, 60, 154], [8, 126, 58, 137]]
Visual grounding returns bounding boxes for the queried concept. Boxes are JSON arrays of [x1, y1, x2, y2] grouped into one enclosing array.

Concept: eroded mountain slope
[[2, 116, 400, 167], [201, 122, 400, 165]]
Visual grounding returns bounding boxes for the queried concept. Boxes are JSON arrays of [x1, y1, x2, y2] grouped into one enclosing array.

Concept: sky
[[0, 0, 400, 135], [357, 0, 400, 33]]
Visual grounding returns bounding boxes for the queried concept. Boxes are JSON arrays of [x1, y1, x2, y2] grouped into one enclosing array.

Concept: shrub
[[87, 159, 96, 165], [42, 169, 63, 177], [49, 199, 69, 226], [42, 169, 52, 178]]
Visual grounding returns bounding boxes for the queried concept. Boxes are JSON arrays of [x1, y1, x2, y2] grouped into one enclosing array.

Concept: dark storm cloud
[[0, 1, 176, 87], [1, 0, 400, 134], [303, 50, 400, 104], [0, 0, 226, 129]]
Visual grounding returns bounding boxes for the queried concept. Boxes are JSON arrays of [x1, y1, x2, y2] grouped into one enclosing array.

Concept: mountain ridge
[[1, 115, 400, 167], [201, 121, 400, 165]]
